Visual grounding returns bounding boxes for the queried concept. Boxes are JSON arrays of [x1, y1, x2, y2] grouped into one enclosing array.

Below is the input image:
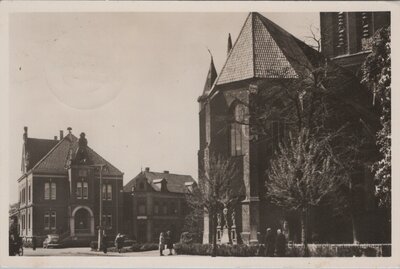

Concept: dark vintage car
[[43, 234, 61, 248]]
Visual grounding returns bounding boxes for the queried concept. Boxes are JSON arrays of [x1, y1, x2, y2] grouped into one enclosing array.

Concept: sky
[[9, 12, 319, 203]]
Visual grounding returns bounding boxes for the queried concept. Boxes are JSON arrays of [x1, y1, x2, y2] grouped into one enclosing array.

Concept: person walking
[[32, 236, 37, 251], [115, 233, 124, 253], [165, 230, 174, 255], [159, 232, 165, 256], [264, 228, 275, 257], [102, 232, 108, 254], [275, 229, 286, 257]]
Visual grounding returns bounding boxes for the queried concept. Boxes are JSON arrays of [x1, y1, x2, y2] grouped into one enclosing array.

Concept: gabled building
[[123, 167, 195, 243], [17, 127, 124, 245], [198, 12, 383, 245]]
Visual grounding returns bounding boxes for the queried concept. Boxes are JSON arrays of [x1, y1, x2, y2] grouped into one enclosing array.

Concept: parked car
[[43, 234, 60, 248]]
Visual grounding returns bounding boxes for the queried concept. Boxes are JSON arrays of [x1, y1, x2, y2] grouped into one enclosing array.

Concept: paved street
[[23, 247, 163, 257]]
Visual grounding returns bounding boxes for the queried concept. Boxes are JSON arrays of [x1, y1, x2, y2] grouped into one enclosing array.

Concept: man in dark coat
[[165, 231, 174, 255], [264, 228, 275, 257], [32, 236, 37, 251], [275, 229, 286, 257], [102, 232, 108, 254]]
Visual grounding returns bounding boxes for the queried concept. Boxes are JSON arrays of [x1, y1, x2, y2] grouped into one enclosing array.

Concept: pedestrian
[[102, 232, 108, 254], [32, 236, 36, 251], [165, 230, 174, 255], [115, 233, 124, 253], [275, 229, 286, 257], [264, 228, 275, 257], [159, 232, 165, 256]]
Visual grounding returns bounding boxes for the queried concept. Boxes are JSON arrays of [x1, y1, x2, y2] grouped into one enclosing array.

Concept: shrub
[[180, 232, 202, 244], [287, 244, 390, 257], [174, 243, 262, 257], [90, 241, 158, 252], [175, 243, 391, 257]]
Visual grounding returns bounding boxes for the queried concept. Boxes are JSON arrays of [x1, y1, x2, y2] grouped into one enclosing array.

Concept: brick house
[[320, 12, 390, 75], [198, 12, 384, 245], [123, 168, 195, 243], [17, 127, 124, 245]]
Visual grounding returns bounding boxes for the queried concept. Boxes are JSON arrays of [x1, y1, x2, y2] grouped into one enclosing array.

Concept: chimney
[[145, 167, 150, 172], [60, 130, 64, 140], [67, 127, 72, 134], [227, 33, 233, 56], [23, 126, 28, 143], [54, 136, 57, 140], [163, 170, 169, 174]]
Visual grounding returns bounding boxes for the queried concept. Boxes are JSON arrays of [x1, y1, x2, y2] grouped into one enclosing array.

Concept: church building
[[17, 127, 124, 246], [198, 12, 387, 245]]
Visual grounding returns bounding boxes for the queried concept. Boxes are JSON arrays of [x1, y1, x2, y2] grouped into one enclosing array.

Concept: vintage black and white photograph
[[2, 2, 396, 267]]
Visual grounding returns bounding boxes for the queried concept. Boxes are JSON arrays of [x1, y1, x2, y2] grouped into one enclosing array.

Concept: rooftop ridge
[[28, 133, 73, 174]]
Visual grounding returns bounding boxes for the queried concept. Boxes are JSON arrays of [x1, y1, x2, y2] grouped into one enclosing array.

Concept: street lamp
[[90, 164, 106, 251]]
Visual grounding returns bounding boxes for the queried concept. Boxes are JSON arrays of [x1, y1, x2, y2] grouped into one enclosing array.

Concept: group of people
[[158, 231, 174, 256], [99, 232, 126, 254], [263, 228, 286, 257], [9, 217, 23, 256]]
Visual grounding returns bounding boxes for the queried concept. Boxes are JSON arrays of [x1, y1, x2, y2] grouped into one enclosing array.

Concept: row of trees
[[186, 26, 391, 256]]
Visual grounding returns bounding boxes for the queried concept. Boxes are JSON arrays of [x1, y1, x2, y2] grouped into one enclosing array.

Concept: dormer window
[[153, 178, 167, 192], [185, 181, 194, 193]]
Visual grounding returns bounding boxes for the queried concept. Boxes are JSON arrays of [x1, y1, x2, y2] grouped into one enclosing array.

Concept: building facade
[[198, 12, 385, 245], [320, 12, 390, 75], [123, 168, 195, 243], [17, 127, 124, 245]]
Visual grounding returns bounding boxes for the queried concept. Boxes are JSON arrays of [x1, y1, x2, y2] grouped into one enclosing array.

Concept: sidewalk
[[23, 247, 161, 257]]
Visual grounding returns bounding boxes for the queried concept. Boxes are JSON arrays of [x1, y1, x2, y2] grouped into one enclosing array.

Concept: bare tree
[[267, 129, 344, 252], [185, 154, 243, 257]]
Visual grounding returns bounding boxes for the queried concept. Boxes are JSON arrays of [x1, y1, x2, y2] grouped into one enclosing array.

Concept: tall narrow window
[[107, 214, 112, 228], [272, 121, 285, 152], [44, 182, 50, 200], [83, 182, 88, 199], [50, 211, 56, 229], [230, 104, 245, 156], [102, 184, 107, 200], [103, 184, 112, 200], [107, 184, 112, 200], [51, 182, 56, 200], [22, 188, 25, 203], [336, 12, 348, 55], [28, 212, 31, 230], [44, 212, 50, 230], [28, 185, 31, 202], [102, 214, 112, 229], [76, 182, 82, 199]]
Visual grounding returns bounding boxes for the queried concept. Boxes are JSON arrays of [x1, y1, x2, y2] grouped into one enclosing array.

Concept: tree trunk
[[301, 208, 309, 257], [351, 213, 359, 244], [211, 213, 217, 257]]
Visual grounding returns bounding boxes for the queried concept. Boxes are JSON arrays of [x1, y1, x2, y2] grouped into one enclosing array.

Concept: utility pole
[[91, 164, 106, 251]]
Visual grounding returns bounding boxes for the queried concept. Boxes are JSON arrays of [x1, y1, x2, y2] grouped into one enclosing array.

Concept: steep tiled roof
[[216, 12, 321, 85], [30, 133, 123, 176], [25, 138, 59, 171], [124, 170, 195, 194]]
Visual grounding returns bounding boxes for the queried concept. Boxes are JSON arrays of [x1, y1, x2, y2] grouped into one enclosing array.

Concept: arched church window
[[230, 103, 245, 156]]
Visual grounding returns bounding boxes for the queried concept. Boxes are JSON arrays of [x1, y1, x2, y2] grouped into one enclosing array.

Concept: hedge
[[174, 243, 262, 257], [90, 241, 158, 252], [174, 243, 391, 257]]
